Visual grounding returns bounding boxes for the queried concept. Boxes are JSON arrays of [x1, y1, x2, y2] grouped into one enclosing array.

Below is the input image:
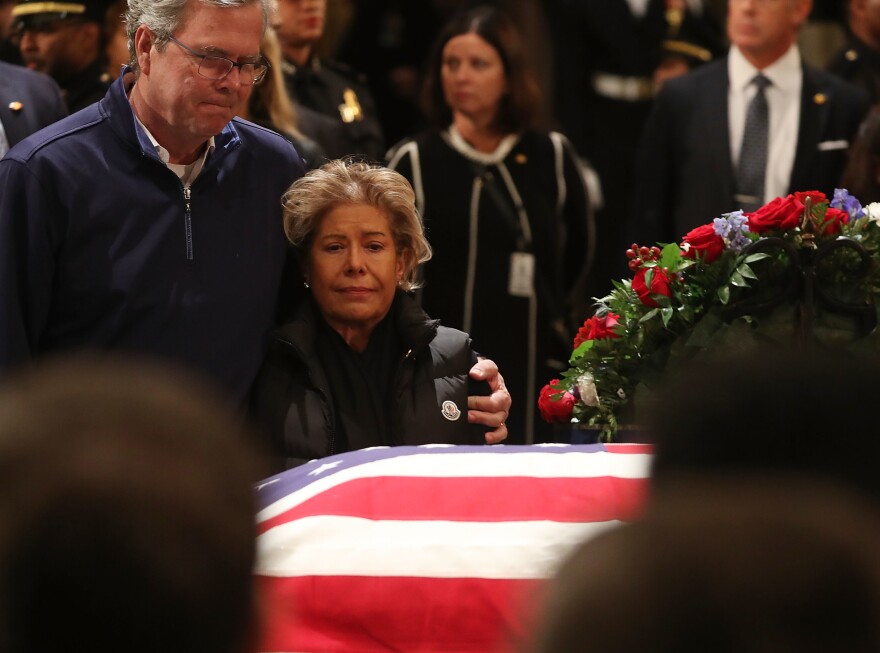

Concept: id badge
[[508, 251, 535, 297]]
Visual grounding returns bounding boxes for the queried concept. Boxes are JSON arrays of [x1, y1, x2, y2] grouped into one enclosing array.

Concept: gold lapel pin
[[814, 93, 827, 105], [515, 153, 527, 164], [8, 101, 23, 113]]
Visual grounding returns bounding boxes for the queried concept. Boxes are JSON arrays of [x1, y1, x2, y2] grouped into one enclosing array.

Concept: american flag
[[254, 443, 652, 653]]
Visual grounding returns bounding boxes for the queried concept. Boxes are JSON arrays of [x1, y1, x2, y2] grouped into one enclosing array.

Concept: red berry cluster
[[625, 243, 662, 272]]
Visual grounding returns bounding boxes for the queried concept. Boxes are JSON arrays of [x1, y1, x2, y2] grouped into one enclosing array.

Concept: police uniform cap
[[12, 0, 109, 30]]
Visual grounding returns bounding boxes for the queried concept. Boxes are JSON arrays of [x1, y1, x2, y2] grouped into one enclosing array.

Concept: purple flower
[[831, 188, 865, 221], [713, 211, 751, 253]]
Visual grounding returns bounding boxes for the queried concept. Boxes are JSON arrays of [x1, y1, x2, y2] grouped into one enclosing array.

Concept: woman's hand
[[467, 358, 511, 444]]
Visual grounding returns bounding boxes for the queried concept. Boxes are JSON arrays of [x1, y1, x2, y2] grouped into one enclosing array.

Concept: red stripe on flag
[[258, 475, 649, 535], [256, 574, 544, 653], [605, 443, 654, 455]]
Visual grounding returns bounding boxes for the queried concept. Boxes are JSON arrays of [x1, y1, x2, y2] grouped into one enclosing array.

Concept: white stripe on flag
[[256, 516, 622, 579], [257, 450, 652, 521]]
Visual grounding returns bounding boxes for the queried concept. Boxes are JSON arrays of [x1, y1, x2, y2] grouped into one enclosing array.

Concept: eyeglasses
[[168, 36, 269, 86]]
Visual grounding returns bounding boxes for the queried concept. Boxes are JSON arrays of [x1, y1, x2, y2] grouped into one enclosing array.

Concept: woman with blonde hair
[[250, 160, 500, 469]]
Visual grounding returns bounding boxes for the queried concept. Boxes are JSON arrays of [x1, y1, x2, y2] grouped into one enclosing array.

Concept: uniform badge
[[441, 400, 461, 421], [339, 88, 363, 123]]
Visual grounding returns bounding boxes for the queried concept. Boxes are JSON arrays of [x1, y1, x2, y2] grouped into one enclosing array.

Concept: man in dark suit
[[631, 0, 869, 246], [549, 0, 725, 296], [0, 60, 66, 156]]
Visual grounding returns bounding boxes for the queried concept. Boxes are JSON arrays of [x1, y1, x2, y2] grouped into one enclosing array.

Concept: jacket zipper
[[183, 185, 193, 261], [388, 348, 416, 444]]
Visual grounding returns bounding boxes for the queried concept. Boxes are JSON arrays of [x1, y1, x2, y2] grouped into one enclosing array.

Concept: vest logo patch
[[441, 400, 461, 421]]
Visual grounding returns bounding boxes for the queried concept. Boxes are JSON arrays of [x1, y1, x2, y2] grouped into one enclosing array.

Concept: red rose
[[538, 380, 576, 423], [794, 190, 827, 206], [681, 223, 725, 263], [746, 195, 804, 234], [632, 267, 672, 308], [821, 207, 849, 235], [573, 312, 621, 348]]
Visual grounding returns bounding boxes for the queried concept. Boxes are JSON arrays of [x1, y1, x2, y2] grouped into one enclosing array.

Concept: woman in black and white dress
[[386, 6, 594, 443]]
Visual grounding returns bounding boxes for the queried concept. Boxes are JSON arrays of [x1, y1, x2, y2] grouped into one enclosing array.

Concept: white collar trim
[[443, 125, 520, 165]]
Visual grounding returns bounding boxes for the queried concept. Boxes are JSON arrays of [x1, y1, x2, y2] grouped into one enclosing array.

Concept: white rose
[[577, 373, 600, 407], [866, 203, 880, 225]]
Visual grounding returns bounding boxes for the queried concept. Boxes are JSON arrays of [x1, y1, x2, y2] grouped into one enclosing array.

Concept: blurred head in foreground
[[0, 354, 266, 653], [647, 346, 880, 503], [531, 479, 880, 653]]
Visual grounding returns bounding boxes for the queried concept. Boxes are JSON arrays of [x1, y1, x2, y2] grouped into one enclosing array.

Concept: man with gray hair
[[0, 0, 306, 404], [0, 0, 513, 441], [632, 0, 869, 244]]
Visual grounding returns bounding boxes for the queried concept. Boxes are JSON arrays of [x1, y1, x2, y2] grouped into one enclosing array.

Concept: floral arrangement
[[538, 190, 880, 440]]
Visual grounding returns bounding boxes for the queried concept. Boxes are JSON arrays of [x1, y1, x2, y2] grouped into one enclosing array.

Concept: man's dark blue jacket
[[0, 70, 306, 402]]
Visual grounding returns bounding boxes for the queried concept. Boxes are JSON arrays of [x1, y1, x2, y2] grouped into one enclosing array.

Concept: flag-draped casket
[[254, 443, 652, 652]]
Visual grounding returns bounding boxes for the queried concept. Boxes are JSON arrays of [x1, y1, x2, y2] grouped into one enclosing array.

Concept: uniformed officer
[[272, 0, 385, 161], [827, 0, 880, 106], [549, 0, 725, 301], [12, 0, 111, 113]]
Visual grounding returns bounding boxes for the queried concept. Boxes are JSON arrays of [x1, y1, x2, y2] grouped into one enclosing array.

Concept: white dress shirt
[[134, 115, 215, 186], [0, 117, 9, 159], [728, 44, 802, 205]]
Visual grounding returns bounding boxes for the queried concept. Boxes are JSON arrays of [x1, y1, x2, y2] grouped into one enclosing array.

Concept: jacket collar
[[274, 290, 439, 359], [392, 290, 439, 352]]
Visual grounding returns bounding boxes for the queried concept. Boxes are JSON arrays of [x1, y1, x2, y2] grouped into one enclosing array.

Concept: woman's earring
[[303, 280, 310, 289]]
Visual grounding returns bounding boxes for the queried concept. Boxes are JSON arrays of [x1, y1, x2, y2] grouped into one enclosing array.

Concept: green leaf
[[652, 294, 672, 308], [738, 264, 758, 280], [717, 285, 730, 304], [570, 339, 594, 363], [743, 253, 770, 264], [730, 271, 749, 288], [659, 242, 682, 270], [661, 307, 674, 326], [639, 308, 659, 323]]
